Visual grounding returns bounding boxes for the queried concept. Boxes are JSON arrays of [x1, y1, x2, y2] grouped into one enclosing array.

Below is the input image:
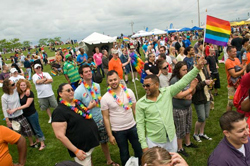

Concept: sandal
[[30, 143, 38, 148], [39, 145, 46, 151], [107, 161, 120, 166]]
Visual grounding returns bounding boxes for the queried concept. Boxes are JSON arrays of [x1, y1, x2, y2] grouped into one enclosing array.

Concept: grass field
[[0, 43, 229, 166]]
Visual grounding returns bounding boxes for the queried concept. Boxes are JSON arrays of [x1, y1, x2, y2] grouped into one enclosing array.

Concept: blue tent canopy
[[191, 26, 203, 31], [165, 29, 179, 33], [178, 27, 191, 32]]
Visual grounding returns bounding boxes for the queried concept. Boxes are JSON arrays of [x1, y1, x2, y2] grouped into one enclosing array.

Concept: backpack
[[92, 69, 103, 83]]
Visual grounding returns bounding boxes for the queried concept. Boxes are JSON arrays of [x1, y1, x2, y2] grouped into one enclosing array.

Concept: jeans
[[26, 68, 31, 80], [97, 64, 105, 77], [112, 125, 142, 166], [26, 112, 45, 141], [237, 51, 242, 63], [194, 101, 211, 122]]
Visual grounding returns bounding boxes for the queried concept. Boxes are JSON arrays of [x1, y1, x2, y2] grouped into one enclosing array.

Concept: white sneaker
[[193, 134, 202, 142], [135, 78, 139, 81], [48, 117, 52, 123], [132, 79, 134, 82]]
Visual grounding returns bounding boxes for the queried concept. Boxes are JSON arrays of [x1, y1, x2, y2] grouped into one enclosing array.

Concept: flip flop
[[30, 143, 38, 148], [39, 145, 46, 151], [107, 161, 120, 166]]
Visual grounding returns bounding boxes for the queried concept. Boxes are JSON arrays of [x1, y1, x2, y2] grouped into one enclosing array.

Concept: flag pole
[[128, 48, 139, 100], [202, 9, 208, 57]]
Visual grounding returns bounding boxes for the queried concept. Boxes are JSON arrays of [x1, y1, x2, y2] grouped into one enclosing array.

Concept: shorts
[[38, 95, 58, 110], [74, 148, 94, 166], [10, 115, 33, 137], [227, 86, 236, 107], [173, 106, 192, 139], [96, 119, 109, 144], [194, 101, 210, 122], [211, 73, 220, 89]]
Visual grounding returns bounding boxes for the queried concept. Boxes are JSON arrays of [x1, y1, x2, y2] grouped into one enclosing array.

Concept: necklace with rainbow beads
[[82, 81, 101, 107], [59, 98, 92, 119], [107, 84, 132, 110]]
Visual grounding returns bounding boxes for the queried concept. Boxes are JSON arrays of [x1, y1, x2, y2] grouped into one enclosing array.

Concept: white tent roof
[[82, 32, 117, 44], [150, 28, 167, 35], [246, 18, 250, 21], [131, 30, 153, 38]]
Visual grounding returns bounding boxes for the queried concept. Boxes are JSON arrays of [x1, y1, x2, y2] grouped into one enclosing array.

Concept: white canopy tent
[[150, 28, 167, 35], [79, 32, 117, 56], [131, 30, 153, 38], [246, 18, 250, 21]]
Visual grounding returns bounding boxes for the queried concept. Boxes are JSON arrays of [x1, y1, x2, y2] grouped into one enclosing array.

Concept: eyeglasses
[[162, 65, 169, 70], [142, 83, 153, 88], [63, 88, 74, 93]]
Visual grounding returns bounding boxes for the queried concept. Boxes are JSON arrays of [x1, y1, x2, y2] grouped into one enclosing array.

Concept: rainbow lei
[[82, 81, 101, 107], [107, 84, 132, 110], [60, 98, 92, 119]]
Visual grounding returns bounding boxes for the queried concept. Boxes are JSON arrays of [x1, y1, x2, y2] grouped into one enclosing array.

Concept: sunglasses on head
[[142, 83, 153, 88], [162, 65, 169, 70], [64, 88, 74, 93]]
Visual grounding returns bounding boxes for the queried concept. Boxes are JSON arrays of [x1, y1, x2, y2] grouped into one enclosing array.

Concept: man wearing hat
[[9, 68, 25, 84], [63, 54, 81, 90], [32, 63, 57, 123], [108, 49, 130, 87]]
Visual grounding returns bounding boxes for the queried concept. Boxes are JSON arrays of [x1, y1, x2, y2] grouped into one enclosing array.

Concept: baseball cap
[[10, 68, 18, 74], [34, 64, 41, 69]]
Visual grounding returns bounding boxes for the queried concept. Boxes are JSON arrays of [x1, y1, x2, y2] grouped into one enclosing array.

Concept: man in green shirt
[[136, 57, 206, 153], [63, 54, 81, 90]]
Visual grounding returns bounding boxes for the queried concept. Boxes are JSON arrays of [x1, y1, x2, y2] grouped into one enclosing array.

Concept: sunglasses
[[162, 65, 169, 70], [64, 88, 74, 93], [142, 83, 153, 88], [10, 83, 15, 87], [36, 67, 41, 69]]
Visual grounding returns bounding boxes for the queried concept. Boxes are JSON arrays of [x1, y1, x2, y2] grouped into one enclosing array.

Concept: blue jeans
[[112, 125, 142, 166], [26, 68, 32, 80], [237, 51, 242, 63], [26, 112, 45, 141]]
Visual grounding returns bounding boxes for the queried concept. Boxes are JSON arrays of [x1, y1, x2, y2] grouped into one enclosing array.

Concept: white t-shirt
[[32, 72, 54, 98], [159, 73, 172, 88], [9, 75, 25, 84], [166, 56, 172, 65], [101, 88, 136, 131], [237, 145, 245, 156]]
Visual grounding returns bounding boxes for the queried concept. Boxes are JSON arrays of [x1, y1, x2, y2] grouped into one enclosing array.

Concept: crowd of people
[[1, 25, 250, 166]]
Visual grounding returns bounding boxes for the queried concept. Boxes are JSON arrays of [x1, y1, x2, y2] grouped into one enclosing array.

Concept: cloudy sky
[[0, 0, 249, 44]]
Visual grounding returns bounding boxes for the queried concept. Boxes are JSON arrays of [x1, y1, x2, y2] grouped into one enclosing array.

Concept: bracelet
[[74, 148, 79, 155]]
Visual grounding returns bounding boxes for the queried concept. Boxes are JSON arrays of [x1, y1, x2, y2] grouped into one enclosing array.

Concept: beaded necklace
[[82, 81, 101, 107], [59, 98, 92, 119], [107, 84, 132, 110]]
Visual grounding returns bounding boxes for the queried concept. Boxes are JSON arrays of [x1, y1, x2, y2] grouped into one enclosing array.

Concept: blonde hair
[[169, 46, 176, 56], [141, 147, 171, 166], [179, 47, 185, 54]]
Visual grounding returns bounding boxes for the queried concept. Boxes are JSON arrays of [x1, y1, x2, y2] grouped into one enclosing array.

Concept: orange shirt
[[108, 58, 123, 79], [225, 58, 241, 87], [245, 52, 250, 65], [0, 126, 21, 166]]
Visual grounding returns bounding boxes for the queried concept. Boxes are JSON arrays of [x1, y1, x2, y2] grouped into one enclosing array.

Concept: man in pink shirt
[[101, 70, 142, 166], [93, 47, 105, 77]]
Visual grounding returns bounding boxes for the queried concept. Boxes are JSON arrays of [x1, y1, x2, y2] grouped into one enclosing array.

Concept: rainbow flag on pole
[[123, 36, 129, 42], [204, 15, 231, 46]]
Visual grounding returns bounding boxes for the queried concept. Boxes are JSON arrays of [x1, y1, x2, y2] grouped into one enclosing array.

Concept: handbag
[[12, 120, 21, 132]]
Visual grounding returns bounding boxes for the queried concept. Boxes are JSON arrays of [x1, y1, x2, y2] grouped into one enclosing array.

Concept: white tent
[[246, 18, 250, 21], [79, 32, 117, 56], [150, 28, 167, 35], [131, 30, 153, 38]]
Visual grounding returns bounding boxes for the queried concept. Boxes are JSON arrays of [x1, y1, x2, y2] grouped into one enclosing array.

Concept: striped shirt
[[63, 61, 81, 83]]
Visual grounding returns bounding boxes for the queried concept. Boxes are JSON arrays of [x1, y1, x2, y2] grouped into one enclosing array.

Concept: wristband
[[74, 148, 79, 155]]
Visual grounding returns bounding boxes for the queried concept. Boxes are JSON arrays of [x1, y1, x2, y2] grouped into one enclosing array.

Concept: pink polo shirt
[[93, 53, 103, 66]]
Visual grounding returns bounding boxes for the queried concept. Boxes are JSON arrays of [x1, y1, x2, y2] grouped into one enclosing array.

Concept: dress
[[52, 103, 99, 157]]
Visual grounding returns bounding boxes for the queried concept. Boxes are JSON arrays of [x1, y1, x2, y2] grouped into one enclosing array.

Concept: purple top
[[208, 137, 250, 166]]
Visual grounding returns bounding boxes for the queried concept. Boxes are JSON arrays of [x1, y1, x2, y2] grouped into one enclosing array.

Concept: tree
[[39, 38, 48, 46], [0, 39, 7, 51], [10, 38, 22, 49], [54, 37, 62, 43], [47, 38, 55, 45], [22, 41, 31, 48]]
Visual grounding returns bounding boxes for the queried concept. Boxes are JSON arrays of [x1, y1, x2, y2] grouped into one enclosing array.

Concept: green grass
[[0, 43, 229, 166]]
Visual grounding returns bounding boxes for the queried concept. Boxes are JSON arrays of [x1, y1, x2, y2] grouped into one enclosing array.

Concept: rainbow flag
[[129, 52, 144, 75], [204, 15, 231, 46], [123, 36, 129, 42]]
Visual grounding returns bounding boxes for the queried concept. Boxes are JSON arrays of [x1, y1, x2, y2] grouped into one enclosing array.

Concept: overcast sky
[[0, 0, 249, 44]]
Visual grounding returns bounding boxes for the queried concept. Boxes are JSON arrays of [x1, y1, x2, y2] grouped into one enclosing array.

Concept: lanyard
[[36, 72, 43, 79]]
